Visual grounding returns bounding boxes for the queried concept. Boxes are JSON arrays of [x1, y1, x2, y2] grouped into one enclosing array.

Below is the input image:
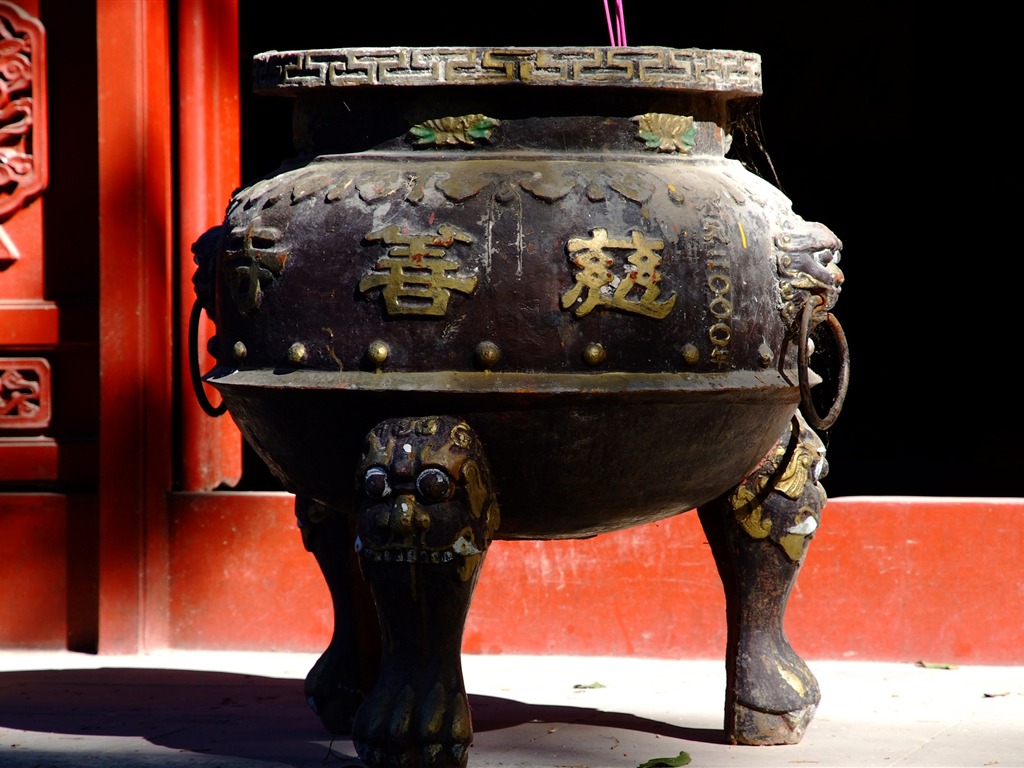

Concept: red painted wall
[[163, 494, 1024, 665], [168, 493, 332, 650], [0, 495, 67, 648]]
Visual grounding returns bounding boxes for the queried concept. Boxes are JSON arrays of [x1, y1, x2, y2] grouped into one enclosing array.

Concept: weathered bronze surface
[[192, 46, 847, 768]]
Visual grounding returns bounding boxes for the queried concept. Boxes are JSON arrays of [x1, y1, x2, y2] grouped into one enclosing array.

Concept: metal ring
[[798, 298, 849, 431], [188, 299, 227, 418]]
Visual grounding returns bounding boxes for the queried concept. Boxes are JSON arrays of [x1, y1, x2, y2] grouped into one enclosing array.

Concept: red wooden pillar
[[177, 0, 242, 491], [96, 0, 174, 653], [0, 0, 66, 649], [0, 0, 53, 474]]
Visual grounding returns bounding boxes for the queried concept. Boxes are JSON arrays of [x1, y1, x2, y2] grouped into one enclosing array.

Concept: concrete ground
[[0, 651, 1020, 767]]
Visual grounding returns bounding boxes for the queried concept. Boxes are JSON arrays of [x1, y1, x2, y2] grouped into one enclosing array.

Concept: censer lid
[[253, 46, 762, 98]]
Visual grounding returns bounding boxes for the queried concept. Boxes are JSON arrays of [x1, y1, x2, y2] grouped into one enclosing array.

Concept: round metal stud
[[582, 342, 606, 366], [681, 343, 700, 365], [287, 342, 308, 364], [475, 341, 501, 369], [232, 341, 247, 361], [758, 343, 774, 367], [367, 340, 390, 367]]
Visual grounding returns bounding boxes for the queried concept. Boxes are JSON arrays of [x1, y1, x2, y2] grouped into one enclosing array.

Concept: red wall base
[[4, 492, 1019, 663], [471, 497, 1024, 664], [165, 494, 1024, 665], [0, 494, 68, 648], [168, 492, 331, 650]]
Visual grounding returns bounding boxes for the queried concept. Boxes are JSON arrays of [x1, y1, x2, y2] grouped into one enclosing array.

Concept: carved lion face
[[775, 219, 844, 323], [355, 416, 499, 579]]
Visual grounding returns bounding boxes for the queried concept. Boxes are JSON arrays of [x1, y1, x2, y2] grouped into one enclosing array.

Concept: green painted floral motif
[[409, 114, 500, 147], [632, 113, 696, 154]]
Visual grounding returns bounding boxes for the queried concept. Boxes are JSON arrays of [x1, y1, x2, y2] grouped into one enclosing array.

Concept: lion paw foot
[[730, 634, 820, 745], [730, 701, 817, 745], [353, 681, 472, 768], [304, 648, 364, 734]]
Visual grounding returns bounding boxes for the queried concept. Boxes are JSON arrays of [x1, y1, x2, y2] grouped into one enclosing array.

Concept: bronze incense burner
[[191, 46, 848, 768]]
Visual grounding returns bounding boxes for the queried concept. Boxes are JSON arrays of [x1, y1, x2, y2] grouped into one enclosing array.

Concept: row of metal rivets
[[227, 338, 777, 368]]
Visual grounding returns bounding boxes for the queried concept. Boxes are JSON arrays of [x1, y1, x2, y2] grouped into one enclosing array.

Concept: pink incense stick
[[604, 0, 628, 46]]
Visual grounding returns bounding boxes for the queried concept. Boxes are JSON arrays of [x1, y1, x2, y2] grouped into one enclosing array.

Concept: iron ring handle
[[188, 298, 227, 418], [798, 297, 849, 431]]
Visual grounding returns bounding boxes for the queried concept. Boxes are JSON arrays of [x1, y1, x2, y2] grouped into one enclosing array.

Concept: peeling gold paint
[[461, 461, 489, 520], [450, 693, 471, 741], [324, 176, 353, 202], [775, 433, 823, 500], [730, 480, 772, 539], [356, 170, 405, 202], [389, 684, 415, 738], [779, 532, 807, 562], [779, 667, 806, 697], [423, 682, 447, 735], [458, 551, 482, 582], [607, 170, 655, 203]]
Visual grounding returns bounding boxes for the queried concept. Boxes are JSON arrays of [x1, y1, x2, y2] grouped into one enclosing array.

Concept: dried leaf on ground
[[915, 660, 959, 670]]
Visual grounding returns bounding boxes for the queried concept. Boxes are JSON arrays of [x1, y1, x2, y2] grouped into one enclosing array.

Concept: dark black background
[[236, 4, 1017, 498]]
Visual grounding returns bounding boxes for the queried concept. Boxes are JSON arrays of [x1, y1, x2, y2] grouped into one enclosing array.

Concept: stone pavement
[[0, 651, 1020, 767]]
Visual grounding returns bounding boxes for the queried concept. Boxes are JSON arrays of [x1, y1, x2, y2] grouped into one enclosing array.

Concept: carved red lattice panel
[[0, 356, 50, 428], [0, 1, 46, 220]]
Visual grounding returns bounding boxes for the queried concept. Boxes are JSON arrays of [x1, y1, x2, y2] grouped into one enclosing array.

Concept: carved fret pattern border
[[0, 357, 51, 429], [254, 47, 762, 95]]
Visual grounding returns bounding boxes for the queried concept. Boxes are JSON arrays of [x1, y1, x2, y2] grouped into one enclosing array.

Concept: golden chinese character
[[360, 224, 479, 317], [561, 229, 676, 319], [223, 219, 288, 315]]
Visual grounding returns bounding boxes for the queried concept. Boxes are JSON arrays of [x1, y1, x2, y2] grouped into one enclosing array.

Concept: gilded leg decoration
[[698, 412, 826, 745], [351, 416, 500, 768], [295, 496, 380, 734]]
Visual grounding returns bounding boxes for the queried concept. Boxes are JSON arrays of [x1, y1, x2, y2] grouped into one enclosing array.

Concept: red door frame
[[176, 0, 242, 493], [95, 0, 240, 653], [96, 0, 173, 653]]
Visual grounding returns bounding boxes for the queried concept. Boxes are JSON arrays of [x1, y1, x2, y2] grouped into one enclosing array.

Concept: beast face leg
[[351, 416, 500, 768], [295, 496, 381, 734], [698, 413, 826, 745]]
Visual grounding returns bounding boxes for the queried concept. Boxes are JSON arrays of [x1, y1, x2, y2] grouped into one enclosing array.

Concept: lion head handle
[[774, 217, 849, 431], [191, 225, 225, 318], [775, 218, 843, 327]]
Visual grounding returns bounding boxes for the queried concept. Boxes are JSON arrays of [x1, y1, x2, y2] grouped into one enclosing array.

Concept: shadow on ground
[[0, 667, 723, 766]]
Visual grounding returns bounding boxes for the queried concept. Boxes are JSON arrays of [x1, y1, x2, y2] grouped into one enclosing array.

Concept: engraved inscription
[[222, 219, 288, 315], [700, 202, 733, 366], [562, 229, 676, 319], [360, 224, 478, 317], [707, 265, 733, 366]]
